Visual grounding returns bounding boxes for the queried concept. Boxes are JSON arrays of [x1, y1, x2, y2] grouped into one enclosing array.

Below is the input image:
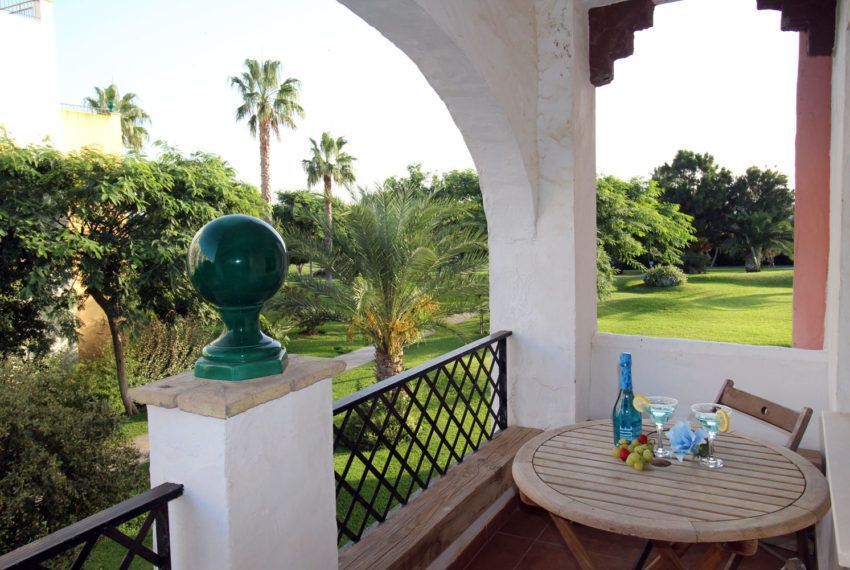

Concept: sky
[[54, 0, 799, 196]]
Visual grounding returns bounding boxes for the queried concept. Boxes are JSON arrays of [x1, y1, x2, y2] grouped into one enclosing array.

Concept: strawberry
[[619, 447, 630, 461], [637, 434, 648, 445]]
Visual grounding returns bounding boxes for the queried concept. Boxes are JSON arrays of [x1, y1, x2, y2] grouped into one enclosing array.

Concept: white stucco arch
[[339, 0, 599, 428], [338, 0, 539, 238]]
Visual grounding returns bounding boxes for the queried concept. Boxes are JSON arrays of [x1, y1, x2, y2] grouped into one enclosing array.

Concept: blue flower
[[667, 421, 708, 462]]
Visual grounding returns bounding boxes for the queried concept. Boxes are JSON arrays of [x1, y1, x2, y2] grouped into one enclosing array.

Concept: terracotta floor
[[460, 505, 800, 570]]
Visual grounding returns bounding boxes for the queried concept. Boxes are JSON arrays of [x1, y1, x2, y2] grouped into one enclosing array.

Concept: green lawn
[[284, 321, 370, 358], [597, 267, 793, 347], [331, 318, 485, 401]]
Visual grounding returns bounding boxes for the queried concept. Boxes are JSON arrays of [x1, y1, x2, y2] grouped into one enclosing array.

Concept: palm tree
[[84, 84, 150, 150], [274, 186, 487, 381], [302, 132, 356, 280], [230, 59, 304, 203], [723, 211, 793, 272]]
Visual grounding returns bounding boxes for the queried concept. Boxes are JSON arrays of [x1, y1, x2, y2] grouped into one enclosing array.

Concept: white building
[[0, 0, 122, 153]]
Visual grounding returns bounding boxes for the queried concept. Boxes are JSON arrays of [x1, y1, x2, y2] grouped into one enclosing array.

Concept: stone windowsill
[[129, 354, 345, 419], [822, 411, 850, 567]]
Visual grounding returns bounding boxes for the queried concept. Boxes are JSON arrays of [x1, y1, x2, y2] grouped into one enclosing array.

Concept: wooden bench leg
[[549, 514, 597, 570]]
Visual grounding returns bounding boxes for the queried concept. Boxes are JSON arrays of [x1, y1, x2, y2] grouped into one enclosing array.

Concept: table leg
[[549, 514, 597, 570], [650, 541, 687, 570], [695, 544, 728, 570]]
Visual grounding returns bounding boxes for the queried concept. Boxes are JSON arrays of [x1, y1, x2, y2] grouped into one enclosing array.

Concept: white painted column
[[488, 0, 597, 430], [130, 355, 344, 570], [820, 1, 850, 566]]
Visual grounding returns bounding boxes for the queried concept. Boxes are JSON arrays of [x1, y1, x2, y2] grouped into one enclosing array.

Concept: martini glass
[[646, 397, 678, 458], [690, 403, 732, 468]]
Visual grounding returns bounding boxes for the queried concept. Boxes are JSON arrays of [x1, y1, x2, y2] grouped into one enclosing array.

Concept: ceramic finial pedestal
[[186, 214, 288, 381]]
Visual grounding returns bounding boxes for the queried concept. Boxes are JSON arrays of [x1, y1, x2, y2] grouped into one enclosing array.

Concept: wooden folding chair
[[715, 379, 818, 569]]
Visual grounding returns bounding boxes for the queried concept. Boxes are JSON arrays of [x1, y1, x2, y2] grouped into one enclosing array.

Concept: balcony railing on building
[[0, 331, 511, 567], [0, 0, 40, 19], [333, 331, 510, 544]]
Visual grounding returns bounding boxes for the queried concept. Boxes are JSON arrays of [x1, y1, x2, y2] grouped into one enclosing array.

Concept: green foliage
[[596, 241, 616, 300], [272, 189, 347, 269], [596, 175, 695, 269], [274, 186, 488, 380], [77, 316, 214, 411], [730, 166, 794, 222], [231, 59, 304, 141], [84, 84, 151, 150], [642, 265, 687, 288], [302, 132, 356, 191], [0, 355, 143, 553], [0, 135, 76, 358], [0, 135, 266, 412], [126, 316, 212, 385], [681, 250, 709, 274], [652, 150, 795, 268], [723, 211, 793, 272], [231, 58, 303, 202], [385, 164, 487, 234], [653, 150, 736, 256]]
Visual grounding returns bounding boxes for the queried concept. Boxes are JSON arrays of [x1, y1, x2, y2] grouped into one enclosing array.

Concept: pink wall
[[793, 32, 831, 350]]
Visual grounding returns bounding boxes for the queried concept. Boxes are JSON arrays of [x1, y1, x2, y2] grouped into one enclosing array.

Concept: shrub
[[0, 355, 143, 553], [681, 251, 709, 274], [643, 265, 687, 288], [76, 315, 213, 412], [127, 315, 212, 385]]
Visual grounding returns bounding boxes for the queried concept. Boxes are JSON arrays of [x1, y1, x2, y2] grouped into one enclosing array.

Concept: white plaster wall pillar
[[130, 356, 344, 570], [340, 0, 597, 429], [826, 0, 850, 414]]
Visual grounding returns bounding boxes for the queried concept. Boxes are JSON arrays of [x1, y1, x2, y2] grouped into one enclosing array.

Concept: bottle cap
[[619, 352, 632, 366]]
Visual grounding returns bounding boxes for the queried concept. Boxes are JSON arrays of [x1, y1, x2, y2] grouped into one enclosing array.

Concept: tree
[[83, 84, 151, 150], [730, 166, 794, 222], [596, 175, 695, 269], [723, 211, 793, 272], [0, 135, 77, 358], [0, 137, 267, 414], [230, 59, 304, 203], [272, 189, 348, 275], [652, 150, 737, 264], [302, 132, 356, 280], [275, 187, 487, 380], [386, 164, 488, 235]]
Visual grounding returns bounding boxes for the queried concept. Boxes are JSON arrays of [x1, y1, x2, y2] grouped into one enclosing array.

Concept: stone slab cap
[[129, 354, 345, 419]]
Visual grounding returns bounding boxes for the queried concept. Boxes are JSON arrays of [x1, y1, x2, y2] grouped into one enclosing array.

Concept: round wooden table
[[512, 419, 830, 569]]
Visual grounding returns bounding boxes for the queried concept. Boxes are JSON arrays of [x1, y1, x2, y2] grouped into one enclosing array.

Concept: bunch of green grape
[[611, 434, 653, 472]]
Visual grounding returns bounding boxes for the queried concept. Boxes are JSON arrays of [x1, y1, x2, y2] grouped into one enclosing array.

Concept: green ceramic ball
[[187, 214, 288, 308]]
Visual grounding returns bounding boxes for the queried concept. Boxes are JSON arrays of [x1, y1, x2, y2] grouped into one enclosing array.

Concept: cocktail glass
[[646, 396, 678, 458], [690, 403, 732, 468]]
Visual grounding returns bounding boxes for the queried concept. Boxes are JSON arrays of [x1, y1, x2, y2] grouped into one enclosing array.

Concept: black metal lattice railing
[[0, 483, 183, 570], [333, 331, 510, 545]]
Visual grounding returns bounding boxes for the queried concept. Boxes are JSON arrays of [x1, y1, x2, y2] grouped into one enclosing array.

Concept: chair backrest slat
[[714, 379, 813, 451]]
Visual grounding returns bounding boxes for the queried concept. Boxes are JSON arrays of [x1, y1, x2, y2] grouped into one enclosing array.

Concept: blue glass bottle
[[612, 352, 642, 444]]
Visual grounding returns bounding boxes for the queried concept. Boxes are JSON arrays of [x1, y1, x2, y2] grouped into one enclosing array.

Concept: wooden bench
[[338, 426, 541, 570]]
